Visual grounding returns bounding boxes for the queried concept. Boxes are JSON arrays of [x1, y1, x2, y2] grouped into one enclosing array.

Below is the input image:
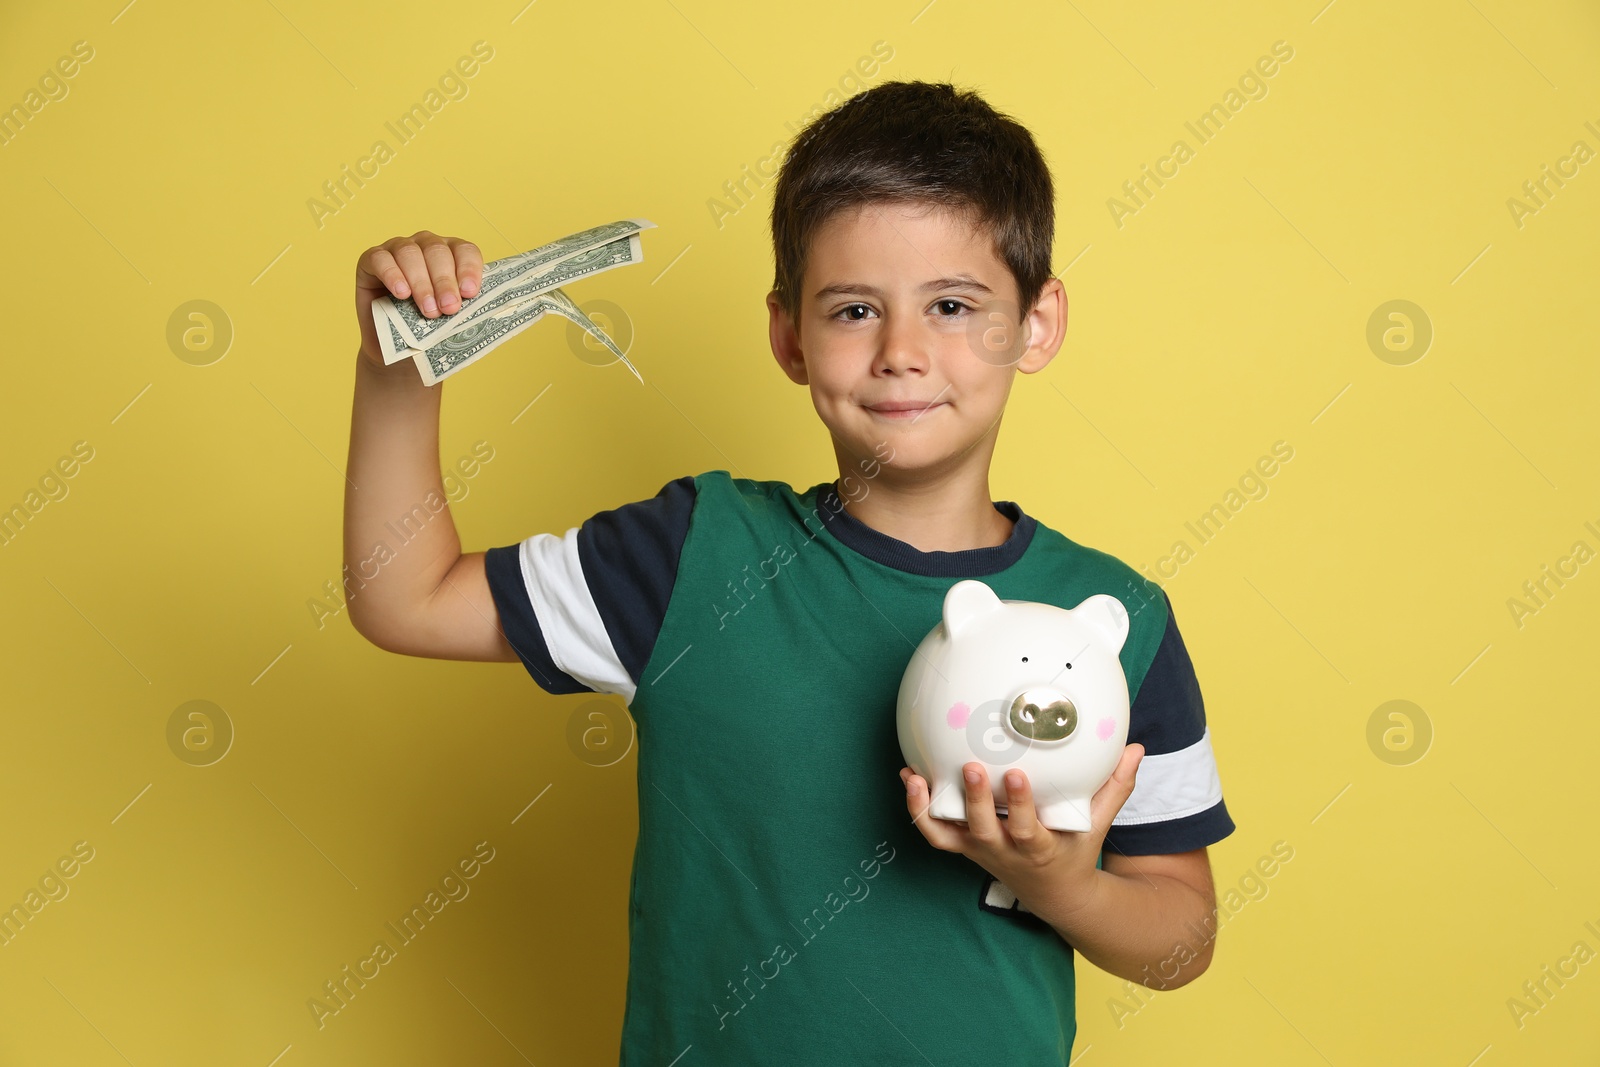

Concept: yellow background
[[2, 0, 1597, 1063]]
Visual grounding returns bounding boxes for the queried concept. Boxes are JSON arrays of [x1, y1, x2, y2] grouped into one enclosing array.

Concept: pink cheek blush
[[1096, 716, 1116, 740], [946, 702, 971, 729]]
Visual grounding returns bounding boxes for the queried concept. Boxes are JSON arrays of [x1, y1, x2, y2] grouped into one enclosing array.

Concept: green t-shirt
[[485, 470, 1234, 1064]]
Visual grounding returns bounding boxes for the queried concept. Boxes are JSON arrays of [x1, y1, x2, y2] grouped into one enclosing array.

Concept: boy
[[345, 79, 1234, 1063]]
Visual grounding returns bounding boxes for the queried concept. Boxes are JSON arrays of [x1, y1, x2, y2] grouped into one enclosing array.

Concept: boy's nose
[[873, 313, 927, 374], [1007, 689, 1078, 742]]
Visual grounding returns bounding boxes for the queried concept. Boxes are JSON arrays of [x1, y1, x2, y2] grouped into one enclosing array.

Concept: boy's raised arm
[[342, 231, 518, 662]]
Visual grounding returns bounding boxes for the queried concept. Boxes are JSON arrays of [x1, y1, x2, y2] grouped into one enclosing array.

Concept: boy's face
[[767, 201, 1065, 486]]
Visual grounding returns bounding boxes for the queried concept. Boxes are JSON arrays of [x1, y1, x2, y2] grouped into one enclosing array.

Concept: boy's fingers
[[906, 775, 965, 851], [389, 241, 437, 316], [452, 239, 483, 299], [961, 763, 1003, 842], [422, 240, 461, 313], [999, 768, 1046, 853], [1090, 743, 1144, 835], [358, 247, 409, 300]]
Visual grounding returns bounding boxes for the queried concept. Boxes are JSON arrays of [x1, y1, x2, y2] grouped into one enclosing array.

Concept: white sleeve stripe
[[1112, 725, 1224, 826], [518, 529, 636, 703]]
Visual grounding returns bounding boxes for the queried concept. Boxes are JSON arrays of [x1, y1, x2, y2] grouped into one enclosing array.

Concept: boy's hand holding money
[[355, 231, 484, 373], [356, 219, 652, 386]]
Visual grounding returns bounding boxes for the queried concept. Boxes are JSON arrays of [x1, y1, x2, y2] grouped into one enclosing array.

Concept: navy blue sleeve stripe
[[482, 476, 697, 699], [483, 544, 592, 695], [575, 475, 697, 689], [1104, 797, 1236, 857], [1126, 590, 1207, 757], [1107, 587, 1235, 853]]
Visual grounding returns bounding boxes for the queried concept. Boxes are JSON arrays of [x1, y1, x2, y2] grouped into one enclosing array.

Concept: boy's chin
[[839, 440, 953, 476]]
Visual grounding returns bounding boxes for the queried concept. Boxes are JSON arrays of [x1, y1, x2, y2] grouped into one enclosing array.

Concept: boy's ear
[[1015, 277, 1067, 375], [767, 290, 809, 385]]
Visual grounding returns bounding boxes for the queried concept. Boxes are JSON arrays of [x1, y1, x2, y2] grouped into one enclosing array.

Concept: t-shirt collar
[[810, 480, 1036, 577]]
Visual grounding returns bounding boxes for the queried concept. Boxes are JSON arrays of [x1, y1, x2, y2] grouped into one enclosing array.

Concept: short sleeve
[[1102, 589, 1235, 856], [483, 475, 696, 702]]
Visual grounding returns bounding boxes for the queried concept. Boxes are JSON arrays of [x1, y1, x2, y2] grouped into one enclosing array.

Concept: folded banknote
[[371, 218, 654, 386]]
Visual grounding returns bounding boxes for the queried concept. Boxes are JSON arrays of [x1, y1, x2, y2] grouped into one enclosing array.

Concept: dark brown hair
[[768, 79, 1055, 324]]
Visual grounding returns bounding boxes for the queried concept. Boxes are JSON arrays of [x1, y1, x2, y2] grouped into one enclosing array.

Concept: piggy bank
[[896, 579, 1131, 833]]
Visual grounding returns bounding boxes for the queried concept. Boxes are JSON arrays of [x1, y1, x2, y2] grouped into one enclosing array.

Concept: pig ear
[[943, 579, 1005, 640], [1076, 594, 1130, 654]]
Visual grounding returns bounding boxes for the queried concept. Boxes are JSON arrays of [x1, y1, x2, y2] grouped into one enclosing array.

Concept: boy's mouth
[[865, 399, 945, 420]]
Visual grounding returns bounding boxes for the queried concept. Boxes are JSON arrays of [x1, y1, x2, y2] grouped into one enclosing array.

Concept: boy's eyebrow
[[812, 275, 995, 301]]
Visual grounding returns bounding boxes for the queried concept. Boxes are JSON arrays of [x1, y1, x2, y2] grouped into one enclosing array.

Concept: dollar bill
[[411, 295, 553, 387], [373, 219, 653, 386], [412, 287, 636, 387], [376, 232, 636, 365], [414, 231, 645, 355], [378, 219, 653, 351]]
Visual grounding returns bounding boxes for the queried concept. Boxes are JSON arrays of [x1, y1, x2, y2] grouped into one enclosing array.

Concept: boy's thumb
[[1090, 743, 1145, 831]]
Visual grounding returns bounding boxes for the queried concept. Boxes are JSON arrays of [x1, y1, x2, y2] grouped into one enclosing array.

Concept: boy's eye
[[829, 300, 972, 322]]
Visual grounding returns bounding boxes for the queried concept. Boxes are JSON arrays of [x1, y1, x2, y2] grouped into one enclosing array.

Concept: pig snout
[[1007, 688, 1078, 742]]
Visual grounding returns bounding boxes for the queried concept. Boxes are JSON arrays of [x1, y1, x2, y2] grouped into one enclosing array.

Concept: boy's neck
[[831, 469, 1016, 554]]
